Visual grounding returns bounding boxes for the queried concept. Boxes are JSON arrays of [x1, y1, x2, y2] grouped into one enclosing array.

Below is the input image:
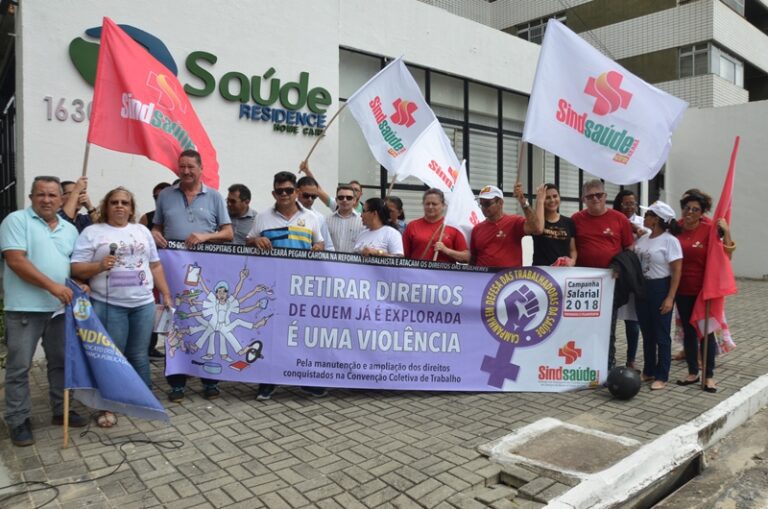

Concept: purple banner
[[160, 242, 614, 392]]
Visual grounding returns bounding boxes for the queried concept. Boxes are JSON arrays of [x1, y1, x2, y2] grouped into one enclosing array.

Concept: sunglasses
[[109, 200, 131, 206], [274, 187, 295, 196], [336, 195, 355, 201], [584, 192, 606, 201], [683, 205, 702, 212], [301, 193, 318, 200]]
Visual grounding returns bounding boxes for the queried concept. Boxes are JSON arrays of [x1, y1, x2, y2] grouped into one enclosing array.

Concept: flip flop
[[676, 377, 700, 386], [96, 411, 118, 428]]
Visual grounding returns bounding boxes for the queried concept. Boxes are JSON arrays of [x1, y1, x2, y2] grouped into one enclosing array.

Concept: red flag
[[691, 136, 739, 337], [86, 17, 219, 188]]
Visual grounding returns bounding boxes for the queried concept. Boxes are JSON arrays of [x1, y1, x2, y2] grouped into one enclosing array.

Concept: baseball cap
[[478, 185, 503, 200], [642, 201, 676, 222]]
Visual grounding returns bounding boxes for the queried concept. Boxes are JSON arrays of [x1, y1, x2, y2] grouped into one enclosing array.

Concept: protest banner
[[522, 19, 687, 185], [64, 281, 169, 422], [160, 243, 614, 392]]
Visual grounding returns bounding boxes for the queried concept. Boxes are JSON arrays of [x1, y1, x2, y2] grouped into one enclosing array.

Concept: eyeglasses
[[478, 199, 498, 208], [109, 200, 131, 206], [683, 205, 702, 213], [301, 193, 318, 200], [584, 192, 606, 201], [336, 195, 354, 201], [274, 187, 295, 196]]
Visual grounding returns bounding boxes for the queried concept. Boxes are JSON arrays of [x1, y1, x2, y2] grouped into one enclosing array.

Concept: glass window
[[679, 43, 710, 78], [468, 128, 497, 189], [339, 51, 383, 98], [516, 14, 566, 45]]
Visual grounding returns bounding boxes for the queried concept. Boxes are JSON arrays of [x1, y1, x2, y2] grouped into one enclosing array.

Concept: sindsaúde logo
[[554, 70, 640, 165]]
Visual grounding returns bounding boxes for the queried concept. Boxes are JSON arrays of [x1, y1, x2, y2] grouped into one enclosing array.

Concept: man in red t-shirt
[[470, 183, 543, 267], [572, 179, 634, 371]]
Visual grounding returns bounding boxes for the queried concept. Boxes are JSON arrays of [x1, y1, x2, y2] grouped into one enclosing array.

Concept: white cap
[[642, 201, 676, 223], [478, 185, 503, 200]]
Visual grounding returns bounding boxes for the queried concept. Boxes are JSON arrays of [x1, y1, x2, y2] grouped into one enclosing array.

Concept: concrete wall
[[667, 101, 768, 279]]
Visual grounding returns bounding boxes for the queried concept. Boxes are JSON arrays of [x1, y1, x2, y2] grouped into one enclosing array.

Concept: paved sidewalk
[[0, 279, 766, 509]]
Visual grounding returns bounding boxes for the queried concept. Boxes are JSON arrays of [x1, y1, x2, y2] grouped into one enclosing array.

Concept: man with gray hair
[[0, 176, 88, 446], [572, 179, 634, 370]]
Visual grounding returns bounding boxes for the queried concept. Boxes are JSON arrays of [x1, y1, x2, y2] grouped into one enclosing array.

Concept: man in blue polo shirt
[[0, 176, 88, 447], [152, 150, 233, 402]]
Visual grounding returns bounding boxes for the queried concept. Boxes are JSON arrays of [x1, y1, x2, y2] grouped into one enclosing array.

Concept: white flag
[[522, 19, 688, 185], [398, 121, 462, 191], [346, 57, 436, 180], [444, 161, 482, 242]]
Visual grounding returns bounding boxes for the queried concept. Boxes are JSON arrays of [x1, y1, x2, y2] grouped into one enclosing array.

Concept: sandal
[[704, 379, 717, 393], [96, 411, 118, 428], [650, 381, 667, 391], [676, 377, 700, 386]]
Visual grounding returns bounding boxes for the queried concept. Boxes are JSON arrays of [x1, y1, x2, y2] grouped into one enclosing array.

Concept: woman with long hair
[[532, 183, 576, 266]]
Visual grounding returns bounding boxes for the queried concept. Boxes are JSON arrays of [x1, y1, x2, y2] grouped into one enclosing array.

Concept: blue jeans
[[624, 320, 640, 364], [4, 312, 65, 427], [636, 278, 672, 381], [675, 294, 716, 379], [92, 300, 156, 387]]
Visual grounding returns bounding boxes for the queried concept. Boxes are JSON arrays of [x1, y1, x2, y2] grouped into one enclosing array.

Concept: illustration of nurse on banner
[[172, 264, 274, 362]]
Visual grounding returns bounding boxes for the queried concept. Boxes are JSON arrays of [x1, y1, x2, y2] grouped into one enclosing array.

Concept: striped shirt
[[326, 210, 365, 253], [248, 205, 323, 250]]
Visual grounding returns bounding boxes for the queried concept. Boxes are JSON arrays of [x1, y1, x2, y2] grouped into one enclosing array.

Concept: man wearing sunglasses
[[247, 171, 325, 400], [298, 160, 364, 214], [326, 184, 365, 253], [572, 179, 634, 371], [296, 176, 334, 251], [470, 183, 544, 267]]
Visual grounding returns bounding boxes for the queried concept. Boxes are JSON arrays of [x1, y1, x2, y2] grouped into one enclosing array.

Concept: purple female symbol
[[480, 268, 562, 388]]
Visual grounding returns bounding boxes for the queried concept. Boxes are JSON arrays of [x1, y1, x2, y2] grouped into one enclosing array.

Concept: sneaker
[[203, 384, 220, 400], [300, 386, 328, 398], [256, 384, 275, 400], [10, 418, 34, 447], [51, 411, 88, 427], [168, 387, 185, 403]]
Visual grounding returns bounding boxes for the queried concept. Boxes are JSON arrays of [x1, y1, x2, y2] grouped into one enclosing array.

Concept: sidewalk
[[0, 279, 766, 509]]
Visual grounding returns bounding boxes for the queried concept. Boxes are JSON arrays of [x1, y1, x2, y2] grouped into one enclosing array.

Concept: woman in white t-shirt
[[72, 187, 172, 426], [634, 201, 682, 391], [354, 198, 404, 257]]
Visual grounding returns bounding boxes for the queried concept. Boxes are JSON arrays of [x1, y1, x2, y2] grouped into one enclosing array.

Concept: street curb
[[546, 373, 768, 509]]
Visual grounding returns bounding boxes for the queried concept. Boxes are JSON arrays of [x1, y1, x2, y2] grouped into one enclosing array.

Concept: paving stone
[[517, 477, 556, 501]]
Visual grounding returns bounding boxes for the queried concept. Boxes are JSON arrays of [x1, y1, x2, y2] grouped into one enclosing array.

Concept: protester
[[386, 196, 407, 233], [326, 184, 365, 253], [138, 182, 172, 229], [226, 184, 257, 245], [572, 179, 634, 371], [633, 201, 682, 390], [139, 181, 172, 359], [354, 197, 404, 257], [403, 188, 468, 263], [674, 190, 734, 393], [60, 176, 99, 232], [71, 187, 172, 427], [0, 176, 88, 446], [532, 183, 576, 266], [470, 183, 544, 267], [152, 149, 233, 402], [612, 189, 647, 371], [247, 171, 325, 400], [298, 160, 364, 213], [297, 175, 334, 250]]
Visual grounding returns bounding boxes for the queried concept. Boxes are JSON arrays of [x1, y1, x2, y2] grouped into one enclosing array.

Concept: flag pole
[[63, 389, 70, 448], [701, 301, 710, 391], [304, 102, 348, 163], [385, 172, 397, 198], [81, 142, 91, 177]]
